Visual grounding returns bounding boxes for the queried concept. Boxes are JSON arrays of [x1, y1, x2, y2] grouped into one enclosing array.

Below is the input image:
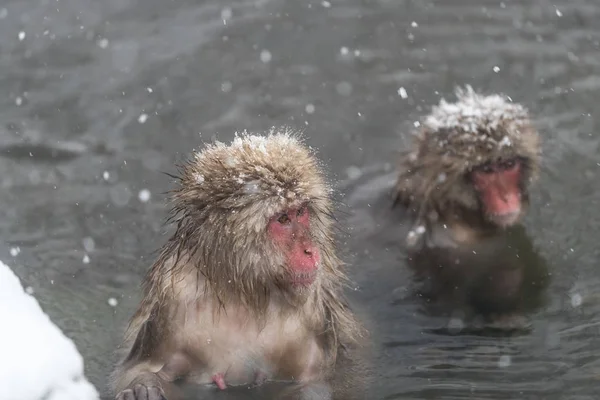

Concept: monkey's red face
[[268, 203, 321, 288], [471, 158, 523, 227]]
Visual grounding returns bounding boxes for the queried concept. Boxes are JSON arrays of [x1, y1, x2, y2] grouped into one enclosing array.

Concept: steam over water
[[1, 0, 600, 398]]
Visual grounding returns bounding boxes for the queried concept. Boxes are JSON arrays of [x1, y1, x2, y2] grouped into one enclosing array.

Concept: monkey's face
[[470, 157, 527, 228], [267, 202, 321, 290]]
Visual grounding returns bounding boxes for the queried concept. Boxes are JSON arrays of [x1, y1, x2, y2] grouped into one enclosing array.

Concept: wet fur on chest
[[164, 277, 329, 387]]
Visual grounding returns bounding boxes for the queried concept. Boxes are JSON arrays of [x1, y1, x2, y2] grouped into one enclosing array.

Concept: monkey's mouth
[[290, 271, 318, 286], [489, 210, 521, 227]]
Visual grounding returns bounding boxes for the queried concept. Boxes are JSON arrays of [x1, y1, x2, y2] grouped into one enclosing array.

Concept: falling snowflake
[[221, 81, 232, 93], [498, 355, 511, 368], [398, 87, 408, 99], [82, 237, 95, 253], [138, 189, 151, 202], [346, 166, 362, 180], [138, 113, 148, 124], [570, 293, 582, 307], [221, 7, 233, 21], [260, 50, 272, 63]]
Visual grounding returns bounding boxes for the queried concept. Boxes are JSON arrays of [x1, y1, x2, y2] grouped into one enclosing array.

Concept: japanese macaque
[[111, 130, 366, 400], [393, 86, 549, 326]]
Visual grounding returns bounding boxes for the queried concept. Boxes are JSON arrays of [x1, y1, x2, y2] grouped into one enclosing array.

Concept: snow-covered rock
[[0, 261, 99, 400]]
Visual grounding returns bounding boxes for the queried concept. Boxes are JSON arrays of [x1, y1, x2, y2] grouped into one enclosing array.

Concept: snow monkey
[[112, 130, 367, 400], [393, 86, 549, 325]]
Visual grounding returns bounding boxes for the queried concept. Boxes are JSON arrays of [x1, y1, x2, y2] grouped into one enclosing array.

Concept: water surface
[[1, 0, 600, 399]]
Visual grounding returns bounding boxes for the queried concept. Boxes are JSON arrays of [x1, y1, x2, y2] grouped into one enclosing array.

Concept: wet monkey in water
[[111, 130, 367, 400], [393, 86, 549, 325]]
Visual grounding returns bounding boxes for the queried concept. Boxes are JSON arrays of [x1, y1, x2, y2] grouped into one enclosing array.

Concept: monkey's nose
[[304, 248, 313, 256]]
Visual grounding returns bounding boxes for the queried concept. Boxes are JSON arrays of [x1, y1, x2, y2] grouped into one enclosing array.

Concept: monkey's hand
[[115, 384, 167, 400]]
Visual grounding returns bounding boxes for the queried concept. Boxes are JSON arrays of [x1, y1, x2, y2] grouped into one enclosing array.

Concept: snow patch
[[0, 261, 99, 400], [423, 85, 529, 138], [498, 135, 512, 147]]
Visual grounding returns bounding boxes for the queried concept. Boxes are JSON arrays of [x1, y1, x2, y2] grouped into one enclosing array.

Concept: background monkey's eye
[[502, 159, 516, 169], [479, 163, 494, 173], [277, 214, 291, 224]]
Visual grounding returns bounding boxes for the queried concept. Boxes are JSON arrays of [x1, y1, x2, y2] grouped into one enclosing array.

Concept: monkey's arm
[[114, 302, 194, 400]]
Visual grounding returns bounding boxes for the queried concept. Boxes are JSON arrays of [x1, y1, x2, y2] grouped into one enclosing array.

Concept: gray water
[[1, 0, 600, 398]]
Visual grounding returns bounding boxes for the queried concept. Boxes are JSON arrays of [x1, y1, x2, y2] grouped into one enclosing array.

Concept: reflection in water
[[407, 224, 550, 334]]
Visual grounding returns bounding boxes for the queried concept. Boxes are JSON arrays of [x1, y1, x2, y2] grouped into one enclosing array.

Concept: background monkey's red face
[[471, 158, 523, 227], [268, 203, 321, 287]]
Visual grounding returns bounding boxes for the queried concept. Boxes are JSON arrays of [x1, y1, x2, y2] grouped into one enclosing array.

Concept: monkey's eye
[[297, 205, 307, 217], [277, 213, 291, 224], [478, 163, 494, 174], [501, 159, 516, 169]]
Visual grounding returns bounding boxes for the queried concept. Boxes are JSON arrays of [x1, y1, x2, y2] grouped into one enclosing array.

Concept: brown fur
[[393, 85, 541, 244], [111, 128, 365, 399]]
